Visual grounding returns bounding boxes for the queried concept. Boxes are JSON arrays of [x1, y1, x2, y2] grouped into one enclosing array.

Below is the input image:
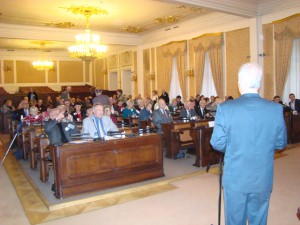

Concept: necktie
[[163, 110, 168, 119]]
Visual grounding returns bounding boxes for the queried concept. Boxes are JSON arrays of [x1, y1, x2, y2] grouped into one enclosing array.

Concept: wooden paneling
[[225, 28, 250, 98], [59, 61, 83, 82], [52, 134, 164, 199], [16, 61, 45, 83]]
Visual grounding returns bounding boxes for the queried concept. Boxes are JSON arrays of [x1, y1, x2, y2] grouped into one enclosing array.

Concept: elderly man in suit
[[92, 87, 110, 106], [210, 63, 287, 225], [13, 100, 30, 121], [196, 99, 211, 119], [288, 93, 300, 112], [82, 104, 118, 139], [44, 108, 78, 146], [152, 98, 173, 132], [179, 100, 198, 119]]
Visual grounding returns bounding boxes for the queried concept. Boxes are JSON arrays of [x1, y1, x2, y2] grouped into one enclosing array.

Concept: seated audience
[[1, 99, 15, 115], [288, 93, 300, 112], [176, 95, 184, 110], [138, 102, 152, 126], [82, 104, 118, 138], [117, 89, 127, 103], [86, 107, 93, 117], [23, 106, 43, 125], [196, 99, 211, 119], [113, 99, 124, 116], [122, 100, 138, 119], [168, 98, 179, 113], [64, 99, 73, 113], [45, 95, 53, 107], [72, 103, 83, 122], [179, 100, 198, 119], [44, 108, 78, 146], [209, 97, 223, 116], [13, 100, 30, 121], [37, 99, 46, 113], [152, 98, 173, 132], [104, 105, 118, 124]]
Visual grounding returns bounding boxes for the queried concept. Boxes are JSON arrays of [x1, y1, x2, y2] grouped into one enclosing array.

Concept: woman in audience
[[168, 98, 178, 113], [1, 99, 15, 114], [72, 103, 83, 122], [23, 106, 43, 125], [122, 100, 138, 119]]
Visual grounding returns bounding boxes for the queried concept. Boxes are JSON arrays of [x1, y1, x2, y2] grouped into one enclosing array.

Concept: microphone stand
[[1, 121, 25, 165]]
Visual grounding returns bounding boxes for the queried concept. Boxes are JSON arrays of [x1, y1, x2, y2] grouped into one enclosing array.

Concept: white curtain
[[169, 57, 183, 102], [282, 38, 300, 104], [201, 52, 217, 97]]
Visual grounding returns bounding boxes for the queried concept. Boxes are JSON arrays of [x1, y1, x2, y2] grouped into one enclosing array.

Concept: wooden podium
[[51, 133, 164, 199]]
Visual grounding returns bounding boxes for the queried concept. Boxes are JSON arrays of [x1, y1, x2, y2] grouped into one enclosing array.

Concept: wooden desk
[[161, 120, 209, 159], [291, 114, 300, 144], [52, 133, 164, 199]]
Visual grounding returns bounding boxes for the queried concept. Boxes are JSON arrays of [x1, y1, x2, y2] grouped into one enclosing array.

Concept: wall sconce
[[149, 72, 155, 81], [185, 69, 194, 78], [3, 64, 13, 72], [131, 72, 137, 81], [103, 69, 107, 76]]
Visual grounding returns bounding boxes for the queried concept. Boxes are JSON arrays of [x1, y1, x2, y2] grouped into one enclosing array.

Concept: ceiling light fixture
[[67, 5, 108, 64], [32, 41, 54, 71]]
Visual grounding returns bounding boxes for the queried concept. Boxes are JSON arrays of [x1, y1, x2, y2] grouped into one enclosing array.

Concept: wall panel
[[263, 23, 274, 100], [59, 61, 83, 83], [16, 61, 45, 83], [143, 49, 150, 96], [225, 28, 250, 98]]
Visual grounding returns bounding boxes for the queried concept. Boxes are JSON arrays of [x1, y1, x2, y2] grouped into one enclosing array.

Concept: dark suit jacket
[[179, 108, 198, 119], [152, 108, 173, 132], [160, 92, 170, 105], [44, 119, 78, 146], [196, 107, 210, 119], [289, 99, 300, 112], [13, 108, 29, 121], [92, 94, 110, 106], [27, 92, 38, 101], [210, 93, 287, 193]]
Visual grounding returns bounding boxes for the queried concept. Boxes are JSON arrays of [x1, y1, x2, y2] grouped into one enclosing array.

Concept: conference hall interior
[[0, 0, 300, 225]]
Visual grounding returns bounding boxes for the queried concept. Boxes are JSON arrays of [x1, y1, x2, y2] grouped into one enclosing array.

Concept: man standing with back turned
[[210, 63, 287, 225]]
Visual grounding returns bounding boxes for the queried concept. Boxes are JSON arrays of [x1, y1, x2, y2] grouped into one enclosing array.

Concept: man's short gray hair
[[238, 63, 262, 89]]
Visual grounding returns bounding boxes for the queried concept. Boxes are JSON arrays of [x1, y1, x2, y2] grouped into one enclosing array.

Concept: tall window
[[169, 57, 183, 102], [283, 38, 300, 104], [201, 52, 217, 97]]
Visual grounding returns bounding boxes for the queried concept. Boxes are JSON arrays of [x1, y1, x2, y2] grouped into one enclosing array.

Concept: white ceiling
[[0, 0, 299, 52]]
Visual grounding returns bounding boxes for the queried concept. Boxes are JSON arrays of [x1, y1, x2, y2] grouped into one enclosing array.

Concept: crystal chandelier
[[68, 6, 108, 64], [32, 42, 54, 71]]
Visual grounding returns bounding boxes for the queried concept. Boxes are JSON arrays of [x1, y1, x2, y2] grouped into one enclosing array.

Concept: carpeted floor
[[2, 134, 299, 225], [1, 134, 216, 224]]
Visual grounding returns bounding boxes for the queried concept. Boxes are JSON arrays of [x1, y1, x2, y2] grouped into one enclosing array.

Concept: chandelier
[[67, 6, 108, 64], [32, 42, 54, 71]]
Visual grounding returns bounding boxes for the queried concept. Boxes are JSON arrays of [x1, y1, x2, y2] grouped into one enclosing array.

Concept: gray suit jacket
[[44, 119, 78, 146], [60, 91, 70, 100], [179, 108, 198, 118], [152, 108, 173, 132], [82, 115, 118, 138], [92, 94, 110, 106]]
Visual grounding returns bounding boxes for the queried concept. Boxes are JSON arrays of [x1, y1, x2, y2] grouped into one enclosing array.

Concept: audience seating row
[[19, 86, 56, 94]]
